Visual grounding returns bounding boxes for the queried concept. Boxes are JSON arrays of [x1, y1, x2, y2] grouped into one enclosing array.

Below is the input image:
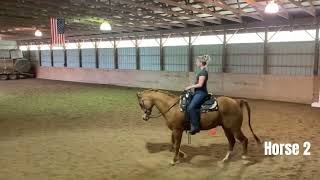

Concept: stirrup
[[189, 129, 200, 135]]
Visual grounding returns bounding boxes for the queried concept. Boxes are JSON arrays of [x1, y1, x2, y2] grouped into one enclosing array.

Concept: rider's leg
[[187, 91, 207, 134]]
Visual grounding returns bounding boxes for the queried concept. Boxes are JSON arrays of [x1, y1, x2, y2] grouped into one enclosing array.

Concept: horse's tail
[[239, 100, 261, 145]]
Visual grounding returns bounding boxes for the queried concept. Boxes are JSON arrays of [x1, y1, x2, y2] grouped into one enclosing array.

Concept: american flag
[[50, 17, 65, 45]]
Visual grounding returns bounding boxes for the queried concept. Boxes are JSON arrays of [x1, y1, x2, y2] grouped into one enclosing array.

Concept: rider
[[185, 55, 210, 135]]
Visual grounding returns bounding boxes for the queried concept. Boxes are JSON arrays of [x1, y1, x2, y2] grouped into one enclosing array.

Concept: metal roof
[[0, 0, 319, 42]]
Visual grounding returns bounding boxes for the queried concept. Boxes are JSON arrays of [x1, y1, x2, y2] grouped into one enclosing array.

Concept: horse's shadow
[[145, 139, 269, 167]]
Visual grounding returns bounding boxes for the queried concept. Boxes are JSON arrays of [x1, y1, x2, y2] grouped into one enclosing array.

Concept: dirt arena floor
[[0, 79, 319, 180]]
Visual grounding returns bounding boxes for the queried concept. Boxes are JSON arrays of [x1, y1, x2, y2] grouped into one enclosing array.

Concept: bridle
[[139, 98, 180, 119]]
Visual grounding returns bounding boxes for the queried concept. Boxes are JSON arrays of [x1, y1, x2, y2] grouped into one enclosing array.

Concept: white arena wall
[[36, 66, 318, 104]]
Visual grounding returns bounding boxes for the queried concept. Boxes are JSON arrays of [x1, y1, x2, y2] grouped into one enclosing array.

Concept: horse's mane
[[143, 89, 178, 98]]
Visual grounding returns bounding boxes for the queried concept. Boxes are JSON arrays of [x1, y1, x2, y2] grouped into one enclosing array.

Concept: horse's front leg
[[170, 129, 183, 165], [170, 132, 175, 152]]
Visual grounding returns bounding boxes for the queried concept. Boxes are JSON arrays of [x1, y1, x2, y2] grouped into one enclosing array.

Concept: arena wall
[[36, 66, 316, 104]]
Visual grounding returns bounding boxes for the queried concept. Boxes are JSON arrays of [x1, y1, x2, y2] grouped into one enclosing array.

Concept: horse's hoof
[[222, 158, 229, 163], [241, 155, 249, 160], [179, 151, 187, 158], [222, 151, 232, 163], [242, 160, 252, 165], [170, 159, 180, 166], [222, 156, 231, 163], [217, 161, 226, 167], [170, 160, 177, 166]]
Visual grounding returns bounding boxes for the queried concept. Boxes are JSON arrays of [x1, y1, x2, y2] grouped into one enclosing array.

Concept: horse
[[136, 89, 261, 165]]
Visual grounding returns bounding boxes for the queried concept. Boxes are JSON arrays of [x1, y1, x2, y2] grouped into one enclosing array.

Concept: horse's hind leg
[[222, 127, 236, 162], [234, 130, 249, 159]]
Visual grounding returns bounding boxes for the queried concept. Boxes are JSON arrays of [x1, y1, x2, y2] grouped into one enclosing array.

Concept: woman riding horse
[[137, 55, 261, 165], [185, 55, 211, 135]]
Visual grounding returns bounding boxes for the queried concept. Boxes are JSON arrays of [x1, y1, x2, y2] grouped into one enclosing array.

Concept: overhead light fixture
[[35, 29, 43, 37], [265, 0, 279, 14], [100, 22, 112, 31]]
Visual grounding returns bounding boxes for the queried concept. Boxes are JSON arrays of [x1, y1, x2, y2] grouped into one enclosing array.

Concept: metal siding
[[53, 50, 64, 67], [0, 40, 16, 49], [41, 50, 51, 67], [118, 48, 136, 70], [164, 46, 188, 72], [30, 50, 39, 66], [193, 45, 222, 73], [0, 50, 10, 58], [99, 48, 114, 69], [82, 49, 96, 68], [140, 47, 160, 71], [22, 51, 28, 58], [227, 43, 264, 74], [67, 49, 79, 68], [268, 42, 314, 76]]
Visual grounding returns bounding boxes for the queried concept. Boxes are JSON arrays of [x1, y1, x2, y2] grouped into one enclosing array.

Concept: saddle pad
[[201, 97, 218, 112], [179, 92, 218, 112]]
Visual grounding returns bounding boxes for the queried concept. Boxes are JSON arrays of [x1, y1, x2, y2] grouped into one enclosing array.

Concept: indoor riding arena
[[0, 0, 320, 180]]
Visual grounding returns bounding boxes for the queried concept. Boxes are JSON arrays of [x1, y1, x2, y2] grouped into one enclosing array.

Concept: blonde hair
[[197, 55, 211, 66]]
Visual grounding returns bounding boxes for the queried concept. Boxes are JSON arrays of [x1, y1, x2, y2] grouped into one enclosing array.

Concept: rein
[[143, 99, 180, 119]]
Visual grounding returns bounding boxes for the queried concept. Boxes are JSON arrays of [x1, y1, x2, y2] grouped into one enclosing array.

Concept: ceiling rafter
[[0, 2, 168, 32], [0, 0, 319, 41], [156, 0, 242, 22], [3, 0, 173, 31], [196, 0, 263, 21], [112, 0, 216, 25], [288, 0, 315, 17], [76, 0, 186, 28], [86, 1, 189, 27], [245, 0, 289, 19]]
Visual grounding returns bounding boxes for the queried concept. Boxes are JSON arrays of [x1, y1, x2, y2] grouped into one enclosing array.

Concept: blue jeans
[[187, 90, 207, 130]]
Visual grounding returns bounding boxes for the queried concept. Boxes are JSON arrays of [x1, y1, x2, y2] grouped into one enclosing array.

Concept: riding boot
[[189, 126, 200, 135], [184, 112, 191, 130], [189, 109, 200, 135]]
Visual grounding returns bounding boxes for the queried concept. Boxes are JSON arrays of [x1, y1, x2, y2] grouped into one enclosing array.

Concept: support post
[[311, 21, 320, 108], [95, 41, 99, 69], [263, 27, 269, 74], [222, 30, 227, 73], [50, 45, 54, 67], [114, 39, 119, 69], [38, 46, 42, 66], [27, 45, 31, 61], [188, 32, 194, 72], [314, 23, 319, 76], [63, 45, 67, 67], [78, 43, 82, 68], [136, 39, 140, 70], [160, 36, 165, 71]]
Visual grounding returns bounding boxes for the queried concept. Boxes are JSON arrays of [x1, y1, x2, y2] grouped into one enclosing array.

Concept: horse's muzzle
[[142, 113, 149, 121]]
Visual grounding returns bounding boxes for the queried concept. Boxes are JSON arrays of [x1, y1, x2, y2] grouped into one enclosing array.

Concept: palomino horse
[[137, 89, 261, 165]]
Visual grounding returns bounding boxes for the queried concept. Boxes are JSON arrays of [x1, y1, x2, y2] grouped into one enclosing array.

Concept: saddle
[[179, 90, 218, 131], [179, 90, 219, 113]]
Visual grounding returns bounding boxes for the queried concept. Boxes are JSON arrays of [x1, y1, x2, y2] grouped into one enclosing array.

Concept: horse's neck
[[152, 94, 177, 115]]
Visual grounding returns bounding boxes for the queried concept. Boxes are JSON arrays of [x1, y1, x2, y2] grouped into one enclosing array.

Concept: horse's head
[[136, 91, 155, 121]]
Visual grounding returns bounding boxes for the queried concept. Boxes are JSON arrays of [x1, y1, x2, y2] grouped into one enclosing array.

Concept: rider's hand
[[185, 86, 192, 91]]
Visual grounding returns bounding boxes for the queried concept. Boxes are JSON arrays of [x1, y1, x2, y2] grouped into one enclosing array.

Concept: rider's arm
[[185, 76, 206, 90]]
